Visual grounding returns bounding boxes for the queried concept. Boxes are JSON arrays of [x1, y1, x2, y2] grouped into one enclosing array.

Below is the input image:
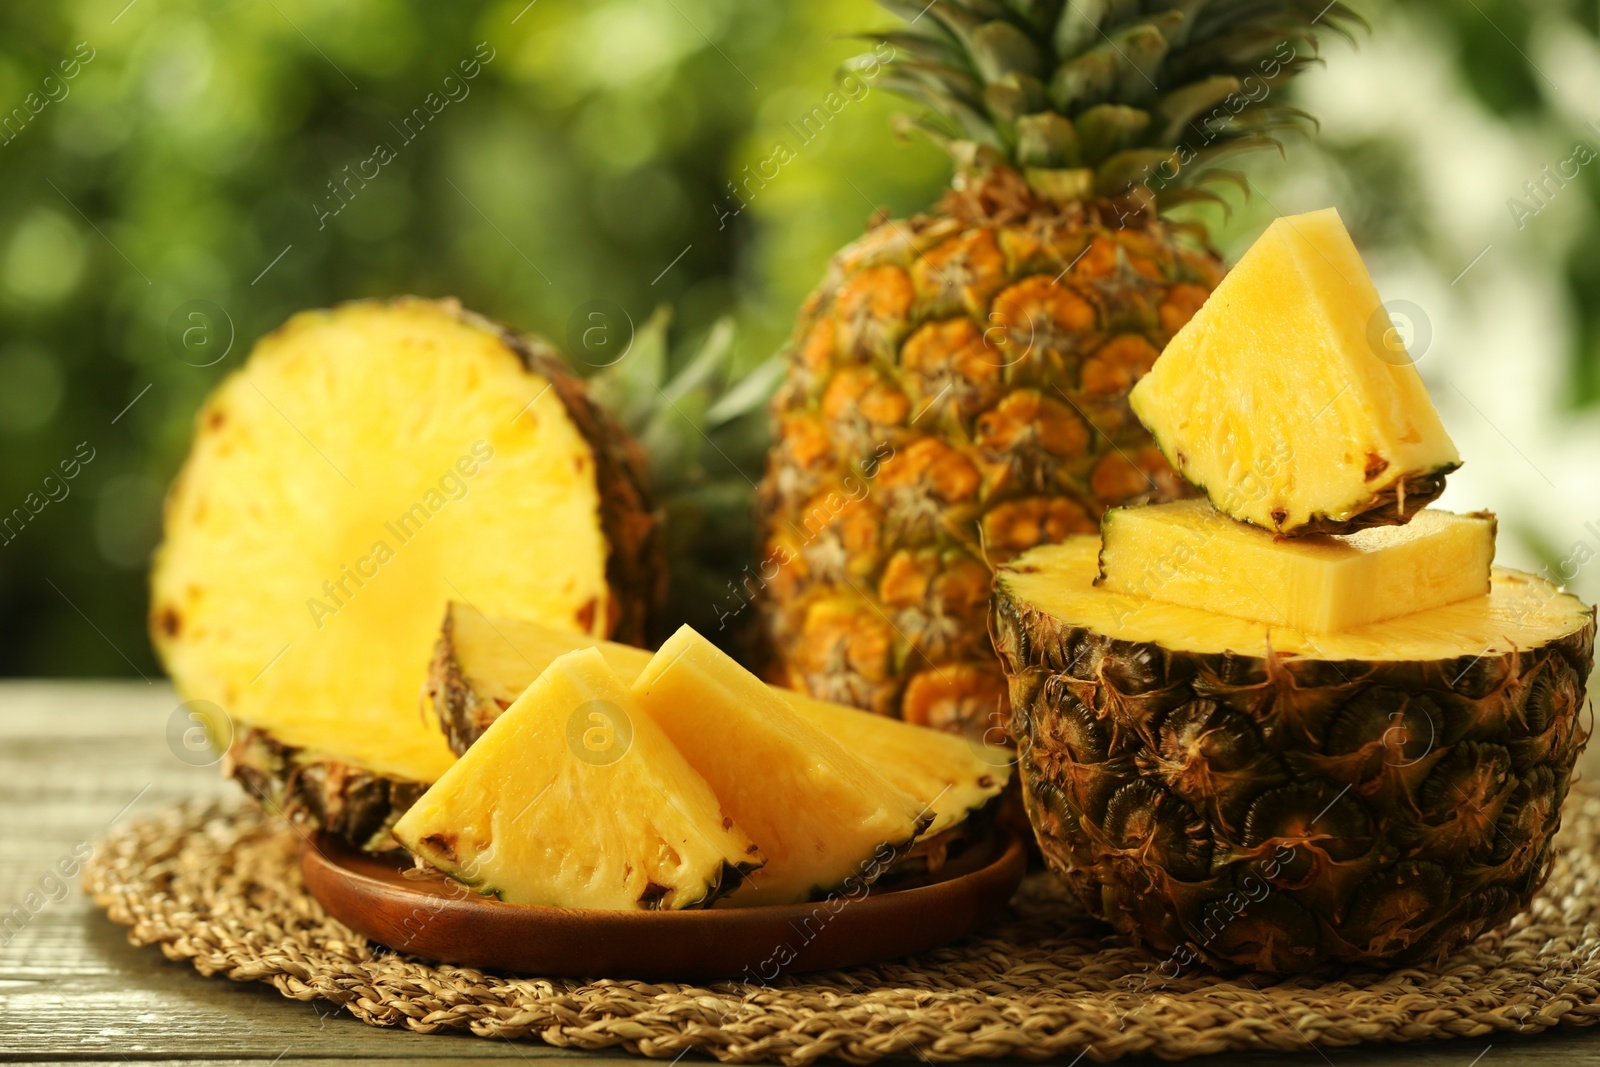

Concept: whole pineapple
[[757, 1, 1357, 732]]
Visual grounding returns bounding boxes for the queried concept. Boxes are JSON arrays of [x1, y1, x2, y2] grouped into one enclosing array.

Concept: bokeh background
[[2, 0, 1599, 676]]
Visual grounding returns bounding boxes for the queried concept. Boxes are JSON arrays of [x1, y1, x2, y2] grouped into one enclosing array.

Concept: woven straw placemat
[[84, 789, 1600, 1065]]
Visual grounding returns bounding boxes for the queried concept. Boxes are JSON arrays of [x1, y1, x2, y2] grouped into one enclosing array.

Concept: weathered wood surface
[[2, 680, 1599, 1066]]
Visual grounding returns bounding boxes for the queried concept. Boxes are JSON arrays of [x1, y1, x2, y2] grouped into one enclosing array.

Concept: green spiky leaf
[[867, 0, 1364, 210]]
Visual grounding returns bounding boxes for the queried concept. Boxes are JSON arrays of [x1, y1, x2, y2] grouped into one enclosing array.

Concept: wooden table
[[4, 680, 1599, 1067]]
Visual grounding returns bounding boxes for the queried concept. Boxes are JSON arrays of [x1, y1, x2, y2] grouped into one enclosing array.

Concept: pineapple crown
[[863, 0, 1363, 211]]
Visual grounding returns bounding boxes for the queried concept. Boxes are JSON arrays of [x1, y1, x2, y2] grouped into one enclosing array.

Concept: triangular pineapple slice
[[428, 602, 1010, 839], [392, 648, 761, 909], [1130, 208, 1460, 536], [633, 627, 932, 905]]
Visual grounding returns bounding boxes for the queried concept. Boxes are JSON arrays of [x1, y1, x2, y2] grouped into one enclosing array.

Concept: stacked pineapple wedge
[[993, 209, 1596, 971]]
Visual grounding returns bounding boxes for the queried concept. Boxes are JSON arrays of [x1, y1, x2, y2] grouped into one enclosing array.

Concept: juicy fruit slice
[[428, 602, 1011, 839], [993, 536, 1595, 971], [152, 298, 660, 811], [1098, 501, 1496, 634], [393, 648, 760, 909], [633, 627, 931, 905], [428, 599, 657, 753], [1130, 209, 1460, 536]]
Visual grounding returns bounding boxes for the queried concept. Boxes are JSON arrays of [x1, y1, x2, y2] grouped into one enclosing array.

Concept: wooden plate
[[302, 832, 1026, 979]]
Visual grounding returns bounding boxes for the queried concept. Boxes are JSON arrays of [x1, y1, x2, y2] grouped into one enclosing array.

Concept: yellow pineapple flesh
[[393, 648, 759, 908], [151, 298, 660, 843], [1130, 209, 1461, 536], [1098, 501, 1496, 633], [1008, 537, 1581, 661], [633, 627, 931, 905], [428, 602, 1010, 840]]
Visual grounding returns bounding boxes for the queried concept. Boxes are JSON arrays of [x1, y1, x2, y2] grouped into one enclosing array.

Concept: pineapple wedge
[[1098, 501, 1496, 633], [428, 602, 1010, 840], [392, 648, 760, 909], [1130, 208, 1460, 536], [633, 627, 932, 905]]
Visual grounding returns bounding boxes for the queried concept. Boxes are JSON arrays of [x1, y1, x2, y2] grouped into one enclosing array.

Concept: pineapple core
[[1130, 208, 1461, 536], [1097, 501, 1496, 634]]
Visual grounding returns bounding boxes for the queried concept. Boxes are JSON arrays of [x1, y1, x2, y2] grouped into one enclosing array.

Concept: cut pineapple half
[[633, 627, 932, 904], [151, 298, 659, 790], [392, 648, 760, 909], [1098, 501, 1496, 633], [1005, 536, 1589, 662], [429, 602, 1010, 838], [1130, 208, 1460, 536]]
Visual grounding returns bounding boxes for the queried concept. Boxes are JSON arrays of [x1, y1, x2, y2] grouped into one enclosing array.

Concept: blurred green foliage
[[3, 0, 1600, 675]]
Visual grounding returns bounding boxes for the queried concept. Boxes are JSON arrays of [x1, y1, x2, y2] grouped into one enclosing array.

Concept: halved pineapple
[[428, 602, 1010, 841], [1130, 209, 1460, 536], [1098, 500, 1496, 633], [993, 535, 1594, 970], [151, 298, 661, 848], [392, 648, 760, 908], [633, 627, 931, 905]]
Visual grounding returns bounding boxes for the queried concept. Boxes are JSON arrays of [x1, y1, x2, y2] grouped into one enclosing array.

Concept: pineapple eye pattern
[[979, 306, 1039, 369], [565, 698, 632, 766]]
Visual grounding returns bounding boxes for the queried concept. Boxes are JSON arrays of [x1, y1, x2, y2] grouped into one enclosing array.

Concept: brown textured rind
[[1267, 464, 1457, 537], [991, 572, 1596, 973], [225, 727, 427, 853], [426, 606, 493, 756]]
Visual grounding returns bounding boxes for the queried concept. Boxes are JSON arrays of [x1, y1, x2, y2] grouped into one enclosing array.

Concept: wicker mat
[[83, 790, 1600, 1065]]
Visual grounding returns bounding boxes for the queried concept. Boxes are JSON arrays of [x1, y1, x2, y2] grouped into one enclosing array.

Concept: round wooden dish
[[302, 831, 1026, 979]]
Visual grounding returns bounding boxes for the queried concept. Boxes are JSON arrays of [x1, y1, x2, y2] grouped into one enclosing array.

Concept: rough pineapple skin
[[226, 728, 427, 853], [757, 168, 1211, 733], [427, 606, 495, 757], [177, 298, 665, 850], [1255, 467, 1454, 538], [991, 584, 1596, 972]]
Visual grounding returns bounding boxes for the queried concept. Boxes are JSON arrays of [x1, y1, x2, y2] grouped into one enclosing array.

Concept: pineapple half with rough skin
[[994, 536, 1595, 971], [1130, 209, 1461, 536], [151, 298, 662, 850], [426, 600, 1011, 846], [393, 648, 761, 909], [757, 0, 1359, 733]]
